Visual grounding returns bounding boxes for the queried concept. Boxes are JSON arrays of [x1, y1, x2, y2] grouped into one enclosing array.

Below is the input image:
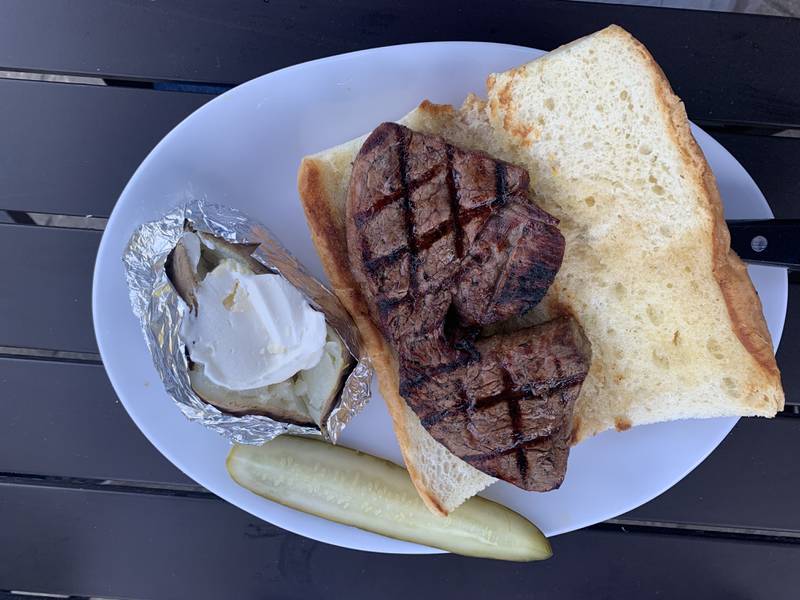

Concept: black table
[[2, 2, 799, 598]]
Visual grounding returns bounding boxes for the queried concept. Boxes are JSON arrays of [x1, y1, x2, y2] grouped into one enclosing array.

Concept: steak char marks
[[347, 122, 591, 490]]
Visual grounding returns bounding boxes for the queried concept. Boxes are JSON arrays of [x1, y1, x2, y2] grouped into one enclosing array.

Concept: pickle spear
[[226, 436, 551, 561]]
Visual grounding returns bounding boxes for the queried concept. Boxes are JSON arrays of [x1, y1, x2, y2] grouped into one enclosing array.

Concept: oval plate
[[93, 42, 787, 554]]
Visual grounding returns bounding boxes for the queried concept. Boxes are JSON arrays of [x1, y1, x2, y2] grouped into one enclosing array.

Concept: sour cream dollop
[[180, 258, 327, 390]]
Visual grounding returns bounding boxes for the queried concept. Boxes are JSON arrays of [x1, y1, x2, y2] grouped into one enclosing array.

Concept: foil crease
[[123, 198, 371, 444]]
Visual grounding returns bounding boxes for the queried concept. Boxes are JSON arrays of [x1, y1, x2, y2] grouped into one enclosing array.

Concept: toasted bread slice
[[298, 25, 783, 514], [485, 25, 783, 440]]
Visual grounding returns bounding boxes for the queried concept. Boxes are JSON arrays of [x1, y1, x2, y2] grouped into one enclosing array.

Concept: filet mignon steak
[[346, 122, 591, 491]]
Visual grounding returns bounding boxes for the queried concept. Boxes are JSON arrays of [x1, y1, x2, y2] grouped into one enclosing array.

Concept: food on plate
[[346, 122, 592, 490], [298, 24, 784, 515], [227, 435, 552, 561], [167, 230, 353, 428]]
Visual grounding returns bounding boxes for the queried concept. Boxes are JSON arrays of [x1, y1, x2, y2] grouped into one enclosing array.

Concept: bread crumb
[[614, 417, 632, 431], [569, 416, 583, 445]]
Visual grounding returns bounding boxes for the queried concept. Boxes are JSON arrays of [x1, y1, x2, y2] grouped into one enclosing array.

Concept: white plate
[[93, 42, 787, 554]]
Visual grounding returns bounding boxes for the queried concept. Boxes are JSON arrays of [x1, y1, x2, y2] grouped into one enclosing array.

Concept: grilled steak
[[346, 122, 591, 490]]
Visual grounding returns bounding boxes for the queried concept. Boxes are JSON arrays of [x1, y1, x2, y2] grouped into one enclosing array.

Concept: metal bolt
[[751, 235, 768, 253]]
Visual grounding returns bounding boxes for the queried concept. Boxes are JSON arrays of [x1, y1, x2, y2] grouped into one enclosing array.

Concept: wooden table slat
[[712, 133, 800, 220], [1, 482, 799, 600], [623, 415, 800, 531], [0, 78, 210, 217], [0, 357, 191, 486], [0, 224, 99, 353], [1, 1, 799, 128], [1, 77, 798, 220]]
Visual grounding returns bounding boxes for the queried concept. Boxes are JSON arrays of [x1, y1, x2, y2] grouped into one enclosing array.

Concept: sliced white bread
[[485, 25, 783, 440]]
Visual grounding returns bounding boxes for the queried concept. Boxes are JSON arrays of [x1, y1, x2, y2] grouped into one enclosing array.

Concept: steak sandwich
[[298, 26, 784, 515]]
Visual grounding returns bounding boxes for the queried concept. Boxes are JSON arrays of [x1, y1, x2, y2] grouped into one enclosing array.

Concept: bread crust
[[299, 158, 448, 515], [609, 25, 782, 411]]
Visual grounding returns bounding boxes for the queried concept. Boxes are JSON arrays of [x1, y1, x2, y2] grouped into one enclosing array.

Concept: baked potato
[[166, 229, 354, 429]]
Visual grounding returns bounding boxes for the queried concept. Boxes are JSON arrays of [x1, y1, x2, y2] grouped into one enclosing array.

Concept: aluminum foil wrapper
[[123, 199, 372, 444]]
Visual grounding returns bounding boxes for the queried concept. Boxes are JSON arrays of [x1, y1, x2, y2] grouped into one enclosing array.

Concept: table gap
[[0, 68, 233, 96], [0, 473, 209, 498], [596, 520, 800, 544], [1, 211, 107, 231], [0, 68, 105, 87], [0, 346, 101, 365], [1, 591, 84, 600]]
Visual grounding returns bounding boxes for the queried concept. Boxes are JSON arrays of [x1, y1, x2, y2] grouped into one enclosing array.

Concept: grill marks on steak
[[346, 122, 590, 490], [401, 318, 590, 489]]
